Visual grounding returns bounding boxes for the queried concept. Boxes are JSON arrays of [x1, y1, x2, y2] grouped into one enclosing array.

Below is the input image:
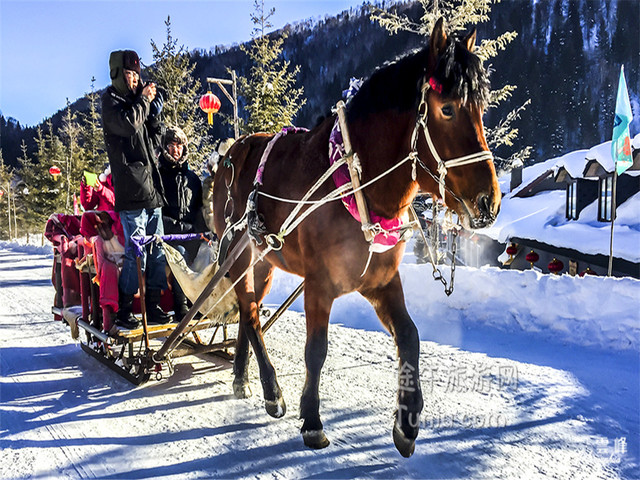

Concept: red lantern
[[548, 258, 564, 274], [525, 250, 539, 267], [199, 91, 221, 125], [49, 165, 61, 180], [506, 243, 518, 256], [579, 267, 597, 277]]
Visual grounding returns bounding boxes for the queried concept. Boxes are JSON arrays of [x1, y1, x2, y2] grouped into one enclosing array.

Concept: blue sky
[[0, 0, 368, 127]]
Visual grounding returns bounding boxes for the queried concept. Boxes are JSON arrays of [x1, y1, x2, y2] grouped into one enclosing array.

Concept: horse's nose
[[477, 193, 494, 219]]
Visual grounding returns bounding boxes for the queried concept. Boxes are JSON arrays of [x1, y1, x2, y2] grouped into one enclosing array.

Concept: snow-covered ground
[[1, 237, 638, 479]]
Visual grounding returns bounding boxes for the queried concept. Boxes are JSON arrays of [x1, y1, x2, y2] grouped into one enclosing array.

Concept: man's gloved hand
[[149, 90, 164, 117]]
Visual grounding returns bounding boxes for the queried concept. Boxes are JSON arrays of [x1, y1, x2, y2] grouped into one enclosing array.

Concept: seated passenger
[[159, 126, 205, 321], [80, 211, 125, 332]]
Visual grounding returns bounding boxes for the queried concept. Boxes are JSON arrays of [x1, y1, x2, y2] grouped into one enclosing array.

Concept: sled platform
[[53, 305, 238, 385]]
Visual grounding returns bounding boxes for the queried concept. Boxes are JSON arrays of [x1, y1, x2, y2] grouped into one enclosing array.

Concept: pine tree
[[59, 100, 85, 213], [81, 77, 108, 173], [148, 16, 213, 169], [372, 0, 531, 171], [238, 0, 306, 134], [0, 150, 15, 239], [19, 126, 65, 229]]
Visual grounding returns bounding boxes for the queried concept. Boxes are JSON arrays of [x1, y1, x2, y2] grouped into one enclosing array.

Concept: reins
[[219, 73, 492, 294]]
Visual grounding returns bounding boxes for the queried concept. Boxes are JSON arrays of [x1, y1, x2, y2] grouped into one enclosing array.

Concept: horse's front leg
[[230, 251, 285, 418], [300, 285, 333, 449], [362, 272, 423, 457]]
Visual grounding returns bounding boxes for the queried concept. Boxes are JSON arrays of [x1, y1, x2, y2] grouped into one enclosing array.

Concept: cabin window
[[567, 182, 577, 219], [598, 175, 613, 222]]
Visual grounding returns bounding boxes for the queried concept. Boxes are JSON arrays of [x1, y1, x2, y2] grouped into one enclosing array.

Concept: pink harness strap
[[254, 127, 308, 186], [328, 118, 405, 252]]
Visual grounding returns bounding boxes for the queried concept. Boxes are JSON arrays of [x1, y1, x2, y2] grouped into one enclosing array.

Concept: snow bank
[[0, 239, 52, 256], [265, 265, 640, 353]]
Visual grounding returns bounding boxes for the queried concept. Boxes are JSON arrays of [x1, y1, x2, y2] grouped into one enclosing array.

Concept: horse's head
[[415, 18, 500, 230]]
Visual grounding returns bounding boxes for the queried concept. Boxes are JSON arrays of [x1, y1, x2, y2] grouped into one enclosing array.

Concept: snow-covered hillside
[[1, 241, 638, 479]]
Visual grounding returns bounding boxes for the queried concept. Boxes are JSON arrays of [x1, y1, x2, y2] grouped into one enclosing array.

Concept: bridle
[[408, 76, 494, 202]]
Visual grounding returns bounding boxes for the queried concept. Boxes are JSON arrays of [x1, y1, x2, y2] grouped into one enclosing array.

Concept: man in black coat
[[102, 49, 171, 329], [158, 126, 204, 321]]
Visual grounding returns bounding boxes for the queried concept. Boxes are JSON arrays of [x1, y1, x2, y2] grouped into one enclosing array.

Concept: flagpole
[[607, 170, 618, 276], [608, 65, 633, 277]]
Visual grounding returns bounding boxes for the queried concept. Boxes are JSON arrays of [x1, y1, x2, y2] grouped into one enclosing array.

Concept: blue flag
[[612, 66, 633, 175]]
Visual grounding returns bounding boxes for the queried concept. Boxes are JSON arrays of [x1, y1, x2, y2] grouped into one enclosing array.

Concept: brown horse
[[212, 19, 500, 457]]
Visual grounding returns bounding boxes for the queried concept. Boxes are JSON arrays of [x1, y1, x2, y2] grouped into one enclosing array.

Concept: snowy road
[[0, 247, 635, 479]]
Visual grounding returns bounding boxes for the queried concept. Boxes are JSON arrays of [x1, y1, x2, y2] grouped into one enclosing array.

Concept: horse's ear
[[430, 17, 447, 57], [464, 28, 477, 52]]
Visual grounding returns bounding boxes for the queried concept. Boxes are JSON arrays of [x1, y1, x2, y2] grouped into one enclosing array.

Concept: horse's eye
[[441, 105, 454, 118]]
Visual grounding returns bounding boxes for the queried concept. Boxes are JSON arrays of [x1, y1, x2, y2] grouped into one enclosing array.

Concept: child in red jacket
[[80, 166, 115, 211]]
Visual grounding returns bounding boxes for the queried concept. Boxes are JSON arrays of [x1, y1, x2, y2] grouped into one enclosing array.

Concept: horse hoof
[[393, 423, 416, 458], [302, 429, 330, 449], [265, 397, 286, 418], [232, 380, 252, 399]]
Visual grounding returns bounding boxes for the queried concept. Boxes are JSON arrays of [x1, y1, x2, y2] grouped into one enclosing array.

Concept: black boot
[[146, 289, 173, 325], [172, 279, 190, 323], [116, 290, 140, 330]]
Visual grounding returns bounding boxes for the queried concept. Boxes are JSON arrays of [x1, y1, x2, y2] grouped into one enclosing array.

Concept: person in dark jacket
[[159, 125, 204, 321], [101, 49, 171, 329]]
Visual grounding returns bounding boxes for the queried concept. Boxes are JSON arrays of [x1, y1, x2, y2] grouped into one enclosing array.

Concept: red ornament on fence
[[579, 267, 597, 277], [49, 165, 61, 180], [525, 250, 539, 267], [548, 258, 564, 274], [199, 91, 221, 125]]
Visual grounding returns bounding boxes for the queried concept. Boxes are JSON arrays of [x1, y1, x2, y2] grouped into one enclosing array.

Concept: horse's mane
[[347, 47, 428, 123], [347, 33, 490, 123], [433, 35, 490, 109]]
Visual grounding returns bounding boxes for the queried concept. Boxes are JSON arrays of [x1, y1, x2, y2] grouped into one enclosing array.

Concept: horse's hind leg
[[232, 318, 252, 398], [300, 285, 333, 449], [361, 272, 423, 458], [231, 253, 285, 417], [232, 260, 275, 400]]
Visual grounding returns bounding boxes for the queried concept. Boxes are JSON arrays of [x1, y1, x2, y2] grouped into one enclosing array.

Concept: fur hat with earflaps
[[109, 50, 142, 96]]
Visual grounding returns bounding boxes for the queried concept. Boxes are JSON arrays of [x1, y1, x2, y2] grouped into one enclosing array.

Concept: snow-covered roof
[[485, 138, 640, 263], [584, 134, 640, 177], [555, 149, 589, 178]]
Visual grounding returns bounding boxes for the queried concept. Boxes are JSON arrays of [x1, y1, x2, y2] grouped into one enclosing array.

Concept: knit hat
[[99, 165, 111, 184]]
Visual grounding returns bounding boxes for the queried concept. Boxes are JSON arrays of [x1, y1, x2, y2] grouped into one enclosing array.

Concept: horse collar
[[328, 118, 410, 253]]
